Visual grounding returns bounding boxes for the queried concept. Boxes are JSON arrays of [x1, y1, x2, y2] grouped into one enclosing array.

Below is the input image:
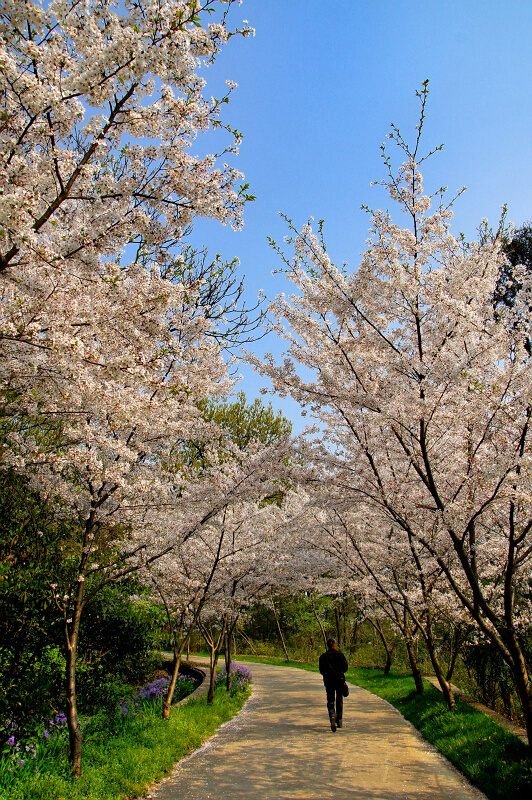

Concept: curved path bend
[[146, 661, 487, 800]]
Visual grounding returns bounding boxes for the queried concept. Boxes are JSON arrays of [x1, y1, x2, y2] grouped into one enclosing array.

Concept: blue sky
[[190, 0, 532, 432]]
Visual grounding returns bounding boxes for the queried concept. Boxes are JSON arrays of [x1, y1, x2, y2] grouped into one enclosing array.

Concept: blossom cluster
[[0, 0, 253, 536]]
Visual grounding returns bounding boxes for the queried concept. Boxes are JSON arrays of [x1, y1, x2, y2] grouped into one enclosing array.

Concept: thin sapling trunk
[[271, 594, 290, 661]]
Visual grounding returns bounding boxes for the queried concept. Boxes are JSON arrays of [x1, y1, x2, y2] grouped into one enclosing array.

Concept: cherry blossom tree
[[0, 0, 257, 775], [147, 519, 227, 718], [197, 498, 287, 693], [144, 437, 296, 712], [0, 0, 254, 487], [251, 86, 532, 744], [300, 500, 472, 706]]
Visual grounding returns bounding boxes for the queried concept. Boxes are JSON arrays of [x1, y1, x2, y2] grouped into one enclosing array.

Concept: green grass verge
[[233, 655, 532, 800], [0, 687, 249, 800]]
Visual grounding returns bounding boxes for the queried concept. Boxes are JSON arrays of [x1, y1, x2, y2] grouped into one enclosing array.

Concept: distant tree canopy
[[173, 393, 292, 473], [199, 393, 293, 451], [493, 221, 532, 309], [505, 221, 532, 270]]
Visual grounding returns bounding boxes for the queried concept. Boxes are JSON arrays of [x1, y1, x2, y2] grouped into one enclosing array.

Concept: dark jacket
[[319, 647, 348, 687]]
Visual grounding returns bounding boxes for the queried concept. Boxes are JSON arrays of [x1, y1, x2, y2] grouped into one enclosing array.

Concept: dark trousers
[[325, 681, 343, 720]]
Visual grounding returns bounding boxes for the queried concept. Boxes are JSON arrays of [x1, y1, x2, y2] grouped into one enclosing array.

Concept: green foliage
[[239, 595, 372, 662], [492, 219, 532, 321], [239, 598, 302, 657], [461, 635, 531, 720], [505, 221, 532, 269], [77, 583, 166, 713], [0, 466, 167, 728], [173, 392, 292, 473], [0, 470, 75, 732], [200, 392, 292, 451]]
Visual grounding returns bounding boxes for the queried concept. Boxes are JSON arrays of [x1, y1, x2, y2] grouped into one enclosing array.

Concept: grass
[[0, 686, 249, 800], [233, 654, 532, 800]]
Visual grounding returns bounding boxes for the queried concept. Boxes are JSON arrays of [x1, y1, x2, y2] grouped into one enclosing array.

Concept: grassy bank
[[0, 687, 249, 800], [236, 655, 532, 800]]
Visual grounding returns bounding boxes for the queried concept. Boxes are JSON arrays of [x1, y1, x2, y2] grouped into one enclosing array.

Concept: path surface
[[145, 661, 487, 800]]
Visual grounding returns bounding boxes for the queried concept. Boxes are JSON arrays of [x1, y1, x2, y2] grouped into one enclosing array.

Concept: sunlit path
[[146, 662, 487, 800]]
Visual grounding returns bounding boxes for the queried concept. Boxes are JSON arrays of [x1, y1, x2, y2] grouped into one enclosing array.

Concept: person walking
[[318, 637, 348, 732]]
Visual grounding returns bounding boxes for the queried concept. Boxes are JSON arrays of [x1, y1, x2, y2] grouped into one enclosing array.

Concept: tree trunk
[[384, 648, 393, 676], [369, 618, 394, 675], [65, 589, 85, 778], [206, 630, 221, 705], [162, 599, 208, 719], [162, 644, 183, 719], [392, 608, 424, 695], [446, 626, 462, 683], [416, 608, 456, 711], [224, 616, 240, 692], [208, 650, 221, 703], [500, 683, 515, 721], [404, 629, 424, 695], [377, 600, 424, 693], [225, 628, 233, 692], [351, 619, 360, 655], [237, 627, 258, 654], [335, 606, 342, 649], [271, 595, 290, 661], [504, 631, 532, 747], [198, 615, 227, 704], [311, 595, 328, 649], [207, 640, 215, 677], [65, 629, 82, 778], [445, 522, 532, 745], [426, 637, 455, 710], [162, 620, 196, 718]]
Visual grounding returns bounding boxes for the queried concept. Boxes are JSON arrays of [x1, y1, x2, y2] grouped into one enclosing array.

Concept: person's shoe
[[329, 714, 336, 732], [336, 717, 343, 728]]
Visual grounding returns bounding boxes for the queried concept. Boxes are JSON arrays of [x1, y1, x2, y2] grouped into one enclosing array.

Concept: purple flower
[[7, 736, 15, 746], [214, 663, 252, 692]]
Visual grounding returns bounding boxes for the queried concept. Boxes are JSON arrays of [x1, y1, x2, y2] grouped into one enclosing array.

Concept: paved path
[[145, 661, 487, 800]]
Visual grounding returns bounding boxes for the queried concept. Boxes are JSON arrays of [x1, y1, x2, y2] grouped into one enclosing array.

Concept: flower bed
[[214, 664, 252, 695], [119, 672, 199, 717], [0, 671, 199, 784]]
